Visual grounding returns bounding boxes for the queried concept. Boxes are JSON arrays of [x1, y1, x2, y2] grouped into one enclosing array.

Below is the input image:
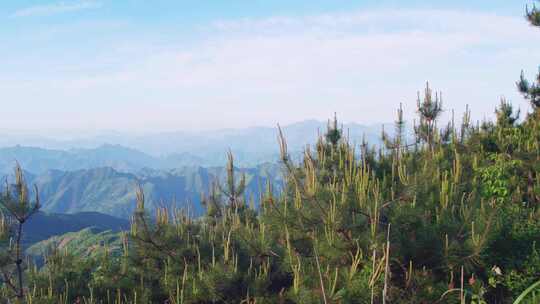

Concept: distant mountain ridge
[[0, 120, 395, 171], [0, 144, 159, 175]]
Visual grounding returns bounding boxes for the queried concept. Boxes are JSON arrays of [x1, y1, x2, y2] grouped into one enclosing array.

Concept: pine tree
[[382, 103, 407, 153], [325, 113, 342, 147], [495, 98, 520, 127], [414, 82, 443, 149], [0, 164, 40, 300], [221, 151, 247, 210], [517, 2, 540, 110]]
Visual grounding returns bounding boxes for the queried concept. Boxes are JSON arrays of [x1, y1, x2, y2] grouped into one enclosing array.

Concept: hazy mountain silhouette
[[0, 120, 395, 171]]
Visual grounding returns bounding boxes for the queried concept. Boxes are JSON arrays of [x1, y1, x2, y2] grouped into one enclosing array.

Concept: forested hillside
[[30, 164, 282, 218], [0, 3, 539, 304], [25, 228, 124, 266], [23, 212, 128, 245]]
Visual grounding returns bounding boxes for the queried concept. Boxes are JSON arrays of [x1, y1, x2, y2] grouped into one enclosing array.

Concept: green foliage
[[0, 164, 41, 301], [501, 242, 540, 295], [513, 280, 540, 304], [5, 87, 540, 303], [518, 1, 540, 109], [1, 4, 540, 303], [476, 154, 520, 204], [414, 82, 443, 147]]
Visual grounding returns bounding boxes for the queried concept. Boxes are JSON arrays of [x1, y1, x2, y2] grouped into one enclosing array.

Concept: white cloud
[[12, 1, 102, 18], [2, 9, 540, 131], [63, 10, 530, 86]]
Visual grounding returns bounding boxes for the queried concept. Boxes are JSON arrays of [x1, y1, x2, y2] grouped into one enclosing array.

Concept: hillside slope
[[23, 211, 129, 245], [33, 164, 283, 218]]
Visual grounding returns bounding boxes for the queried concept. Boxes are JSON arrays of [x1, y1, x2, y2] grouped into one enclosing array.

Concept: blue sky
[[0, 0, 539, 133]]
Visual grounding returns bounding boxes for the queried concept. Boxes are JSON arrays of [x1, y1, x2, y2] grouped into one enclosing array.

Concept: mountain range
[[0, 120, 393, 170], [0, 120, 397, 250]]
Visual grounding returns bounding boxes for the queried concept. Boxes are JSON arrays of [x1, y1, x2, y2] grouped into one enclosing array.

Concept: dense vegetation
[[1, 3, 540, 304]]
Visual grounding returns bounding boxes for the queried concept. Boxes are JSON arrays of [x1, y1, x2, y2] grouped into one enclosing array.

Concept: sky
[[0, 0, 539, 133]]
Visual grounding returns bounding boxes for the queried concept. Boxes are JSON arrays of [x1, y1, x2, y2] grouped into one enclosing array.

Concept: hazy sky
[[1, 0, 539, 133]]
